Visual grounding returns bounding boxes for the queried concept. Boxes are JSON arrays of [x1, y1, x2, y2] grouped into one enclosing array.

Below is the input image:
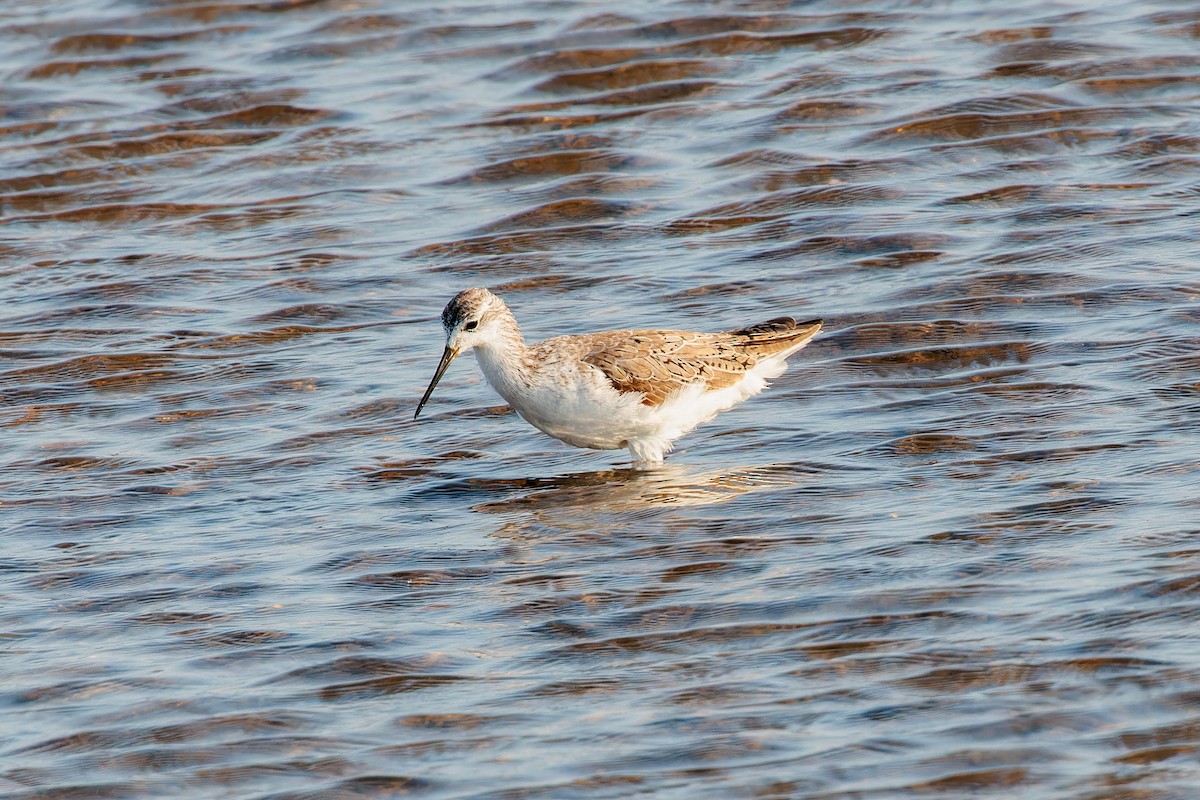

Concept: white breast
[[472, 340, 791, 461], [474, 348, 636, 450]]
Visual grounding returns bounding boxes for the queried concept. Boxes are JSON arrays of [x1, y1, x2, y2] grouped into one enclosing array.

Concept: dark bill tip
[[414, 346, 458, 420]]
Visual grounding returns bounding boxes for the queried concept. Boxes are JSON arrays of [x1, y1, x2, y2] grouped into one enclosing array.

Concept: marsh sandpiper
[[415, 288, 822, 465]]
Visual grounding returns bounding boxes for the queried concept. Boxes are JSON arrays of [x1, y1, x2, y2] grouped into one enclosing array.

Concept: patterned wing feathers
[[727, 317, 823, 359], [582, 318, 820, 406]]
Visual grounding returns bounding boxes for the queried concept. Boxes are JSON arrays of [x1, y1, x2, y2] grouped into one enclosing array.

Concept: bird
[[414, 288, 822, 465]]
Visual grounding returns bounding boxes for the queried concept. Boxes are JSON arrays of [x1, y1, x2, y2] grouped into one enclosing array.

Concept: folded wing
[[582, 317, 822, 406]]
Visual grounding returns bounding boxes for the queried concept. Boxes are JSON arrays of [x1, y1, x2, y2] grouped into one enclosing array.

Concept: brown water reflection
[[3, 0, 1200, 797]]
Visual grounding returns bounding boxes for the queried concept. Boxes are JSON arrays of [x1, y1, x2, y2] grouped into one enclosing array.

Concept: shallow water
[[3, 0, 1200, 797]]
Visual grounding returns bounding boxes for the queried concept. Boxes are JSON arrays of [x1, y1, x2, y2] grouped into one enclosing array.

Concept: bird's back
[[566, 317, 822, 406]]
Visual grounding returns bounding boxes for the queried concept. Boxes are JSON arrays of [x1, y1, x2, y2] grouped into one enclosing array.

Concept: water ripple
[[2, 0, 1199, 797]]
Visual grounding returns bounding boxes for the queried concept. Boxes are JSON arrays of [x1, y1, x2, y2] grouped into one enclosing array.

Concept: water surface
[[3, 0, 1200, 797]]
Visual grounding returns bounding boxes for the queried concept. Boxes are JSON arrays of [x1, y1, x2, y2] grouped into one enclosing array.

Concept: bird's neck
[[473, 306, 535, 401]]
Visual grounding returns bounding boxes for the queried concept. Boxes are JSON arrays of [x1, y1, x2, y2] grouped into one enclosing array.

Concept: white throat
[[471, 333, 530, 405]]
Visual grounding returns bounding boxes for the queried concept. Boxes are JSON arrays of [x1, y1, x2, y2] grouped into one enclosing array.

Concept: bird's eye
[[463, 320, 478, 331]]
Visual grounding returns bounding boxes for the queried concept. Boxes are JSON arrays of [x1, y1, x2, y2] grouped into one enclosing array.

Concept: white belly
[[475, 347, 788, 461], [503, 371, 640, 451]]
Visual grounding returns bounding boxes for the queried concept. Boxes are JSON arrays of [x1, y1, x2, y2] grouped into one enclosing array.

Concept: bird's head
[[414, 288, 506, 419]]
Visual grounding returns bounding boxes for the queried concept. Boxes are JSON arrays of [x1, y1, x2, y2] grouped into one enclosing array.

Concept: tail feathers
[[728, 317, 823, 359]]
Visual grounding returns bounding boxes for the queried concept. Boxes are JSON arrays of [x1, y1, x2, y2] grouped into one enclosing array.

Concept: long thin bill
[[414, 346, 458, 419]]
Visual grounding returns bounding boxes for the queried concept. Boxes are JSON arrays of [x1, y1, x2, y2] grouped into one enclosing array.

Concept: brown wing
[[725, 317, 823, 359], [581, 319, 822, 406], [583, 332, 754, 406]]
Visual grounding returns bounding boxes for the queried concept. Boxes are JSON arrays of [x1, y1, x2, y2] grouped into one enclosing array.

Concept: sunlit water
[[3, 0, 1199, 797]]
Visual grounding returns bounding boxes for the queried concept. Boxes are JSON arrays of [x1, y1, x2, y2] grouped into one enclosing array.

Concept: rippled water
[[3, 0, 1200, 797]]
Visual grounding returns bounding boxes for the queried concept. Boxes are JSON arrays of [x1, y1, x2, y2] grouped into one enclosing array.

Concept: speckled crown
[[441, 288, 493, 329]]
